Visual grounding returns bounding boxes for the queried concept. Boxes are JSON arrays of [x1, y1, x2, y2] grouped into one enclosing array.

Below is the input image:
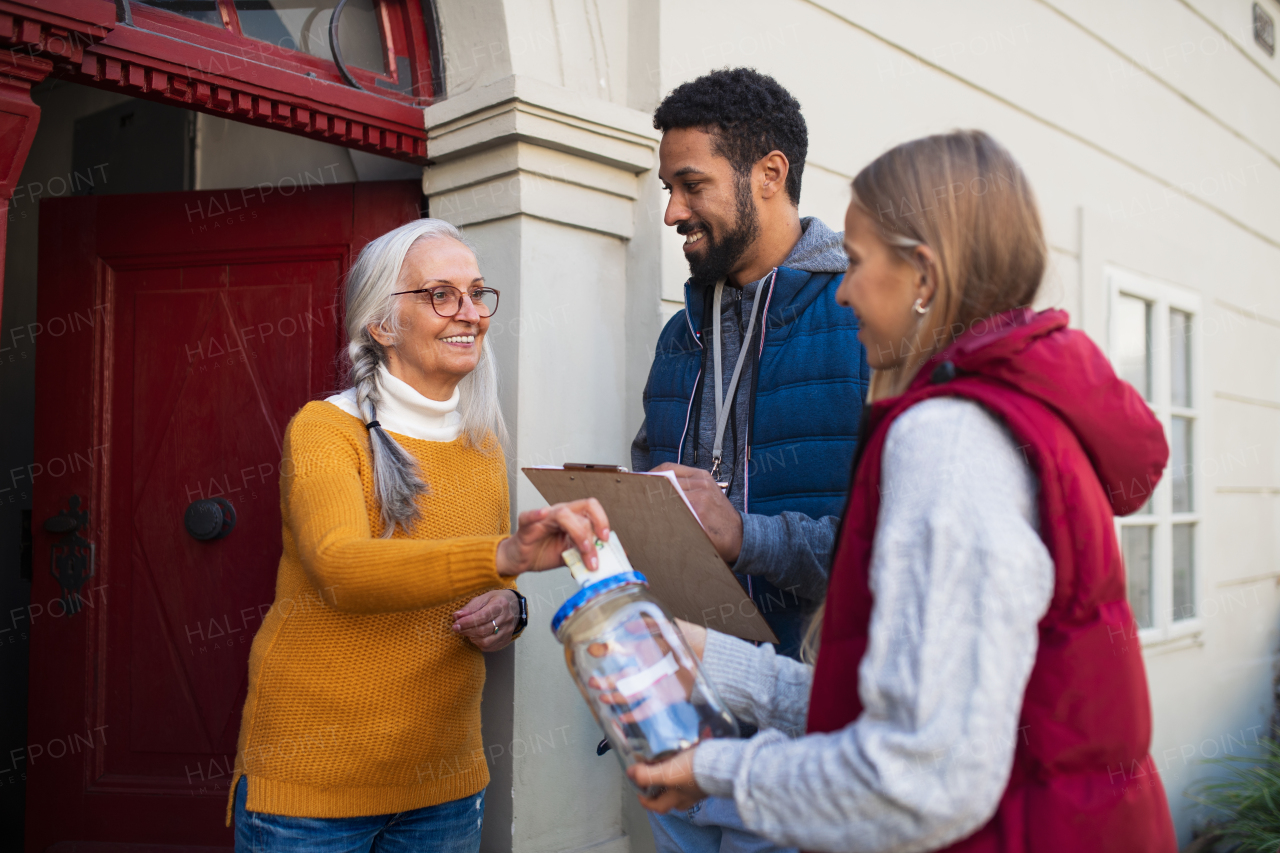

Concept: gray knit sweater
[[691, 397, 1055, 853]]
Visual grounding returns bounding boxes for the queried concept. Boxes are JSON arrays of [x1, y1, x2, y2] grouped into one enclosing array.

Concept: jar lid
[[551, 571, 647, 636]]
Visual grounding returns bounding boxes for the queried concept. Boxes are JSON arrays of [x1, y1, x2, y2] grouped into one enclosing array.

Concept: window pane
[[1116, 295, 1151, 401], [1122, 525, 1154, 629], [1172, 524, 1195, 621], [137, 0, 224, 26], [1170, 309, 1192, 408], [1172, 416, 1193, 512], [235, 0, 387, 73]]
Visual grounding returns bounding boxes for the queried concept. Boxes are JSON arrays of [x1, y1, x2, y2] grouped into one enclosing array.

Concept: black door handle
[[184, 498, 236, 541], [44, 514, 78, 534]]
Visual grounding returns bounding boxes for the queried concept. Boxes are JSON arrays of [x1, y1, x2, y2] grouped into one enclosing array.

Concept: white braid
[[347, 339, 426, 536]]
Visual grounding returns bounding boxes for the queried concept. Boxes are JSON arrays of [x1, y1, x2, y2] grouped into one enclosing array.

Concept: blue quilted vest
[[639, 266, 869, 653]]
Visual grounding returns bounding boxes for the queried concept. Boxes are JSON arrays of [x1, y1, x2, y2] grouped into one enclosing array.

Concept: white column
[[425, 72, 660, 853]]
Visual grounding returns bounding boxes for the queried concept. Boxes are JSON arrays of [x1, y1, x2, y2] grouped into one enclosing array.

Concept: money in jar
[[552, 533, 739, 785]]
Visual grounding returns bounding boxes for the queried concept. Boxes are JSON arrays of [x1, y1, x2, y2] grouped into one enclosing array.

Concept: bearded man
[[631, 68, 869, 853]]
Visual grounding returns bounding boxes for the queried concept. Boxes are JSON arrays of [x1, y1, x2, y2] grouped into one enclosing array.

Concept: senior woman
[[227, 219, 608, 852]]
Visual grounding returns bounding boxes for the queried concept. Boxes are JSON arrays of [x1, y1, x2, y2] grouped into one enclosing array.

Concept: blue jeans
[[648, 797, 795, 853], [234, 776, 484, 853]]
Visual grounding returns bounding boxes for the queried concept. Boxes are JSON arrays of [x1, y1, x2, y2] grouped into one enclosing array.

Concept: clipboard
[[522, 466, 778, 644]]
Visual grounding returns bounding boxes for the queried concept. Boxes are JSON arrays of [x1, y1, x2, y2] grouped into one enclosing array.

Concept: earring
[[913, 298, 928, 315]]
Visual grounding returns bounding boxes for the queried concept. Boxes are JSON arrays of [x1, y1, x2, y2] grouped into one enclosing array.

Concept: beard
[[679, 174, 760, 287]]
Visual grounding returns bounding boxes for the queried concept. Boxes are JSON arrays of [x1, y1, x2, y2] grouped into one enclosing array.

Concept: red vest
[[807, 309, 1177, 852]]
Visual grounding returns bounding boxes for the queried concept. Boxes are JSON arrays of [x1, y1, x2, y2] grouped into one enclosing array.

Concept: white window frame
[[1107, 266, 1204, 648]]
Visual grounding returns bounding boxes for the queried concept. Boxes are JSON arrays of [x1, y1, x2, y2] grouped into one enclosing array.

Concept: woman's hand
[[628, 748, 707, 813], [453, 589, 520, 652], [495, 498, 610, 577], [674, 619, 707, 660]]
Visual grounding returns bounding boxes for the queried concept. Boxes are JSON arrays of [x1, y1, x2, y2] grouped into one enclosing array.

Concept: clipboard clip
[[564, 463, 630, 473]]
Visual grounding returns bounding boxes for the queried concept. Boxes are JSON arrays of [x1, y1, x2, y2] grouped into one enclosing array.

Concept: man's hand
[[629, 747, 706, 813], [651, 464, 743, 563]]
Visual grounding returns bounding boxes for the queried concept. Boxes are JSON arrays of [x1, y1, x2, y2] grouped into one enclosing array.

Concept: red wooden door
[[25, 181, 420, 851]]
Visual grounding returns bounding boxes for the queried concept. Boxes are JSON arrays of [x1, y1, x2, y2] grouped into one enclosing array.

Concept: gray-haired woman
[[227, 219, 609, 853]]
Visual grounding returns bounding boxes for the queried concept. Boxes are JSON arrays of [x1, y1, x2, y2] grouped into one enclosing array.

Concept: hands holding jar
[[499, 501, 731, 816]]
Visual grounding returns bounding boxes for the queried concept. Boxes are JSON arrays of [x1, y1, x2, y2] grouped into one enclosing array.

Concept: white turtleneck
[[325, 364, 463, 443]]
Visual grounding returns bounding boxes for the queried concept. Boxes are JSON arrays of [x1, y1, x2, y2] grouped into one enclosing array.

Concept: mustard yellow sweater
[[228, 401, 513, 821]]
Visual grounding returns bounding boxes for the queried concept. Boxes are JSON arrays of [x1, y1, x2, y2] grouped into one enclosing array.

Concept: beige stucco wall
[[650, 2, 1280, 844], [428, 1, 1280, 849]]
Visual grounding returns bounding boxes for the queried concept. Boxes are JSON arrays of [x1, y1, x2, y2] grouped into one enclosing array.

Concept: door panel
[[27, 181, 420, 850]]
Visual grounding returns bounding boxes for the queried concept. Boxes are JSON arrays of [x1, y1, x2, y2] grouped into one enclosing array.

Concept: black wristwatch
[[510, 589, 528, 638]]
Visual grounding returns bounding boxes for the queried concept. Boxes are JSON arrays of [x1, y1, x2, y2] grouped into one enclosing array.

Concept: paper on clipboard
[[529, 467, 705, 525], [522, 466, 778, 644]]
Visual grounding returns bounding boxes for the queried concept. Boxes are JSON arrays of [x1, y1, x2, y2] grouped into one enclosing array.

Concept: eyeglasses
[[392, 285, 501, 318]]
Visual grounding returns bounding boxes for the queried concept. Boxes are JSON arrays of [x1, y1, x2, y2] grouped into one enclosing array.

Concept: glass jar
[[552, 569, 739, 786]]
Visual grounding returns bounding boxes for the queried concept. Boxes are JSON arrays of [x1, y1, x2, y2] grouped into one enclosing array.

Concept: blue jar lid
[[551, 571, 648, 636]]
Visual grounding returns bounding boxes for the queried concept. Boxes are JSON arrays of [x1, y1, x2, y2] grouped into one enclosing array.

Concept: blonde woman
[[632, 132, 1177, 852], [228, 219, 608, 852]]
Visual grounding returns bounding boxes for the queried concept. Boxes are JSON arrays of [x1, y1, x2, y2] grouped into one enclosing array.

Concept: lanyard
[[711, 278, 764, 482]]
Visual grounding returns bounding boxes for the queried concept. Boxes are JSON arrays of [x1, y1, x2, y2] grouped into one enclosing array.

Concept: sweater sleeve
[[735, 511, 837, 602], [698, 628, 812, 735], [691, 398, 1054, 853], [632, 417, 652, 473], [283, 408, 508, 614]]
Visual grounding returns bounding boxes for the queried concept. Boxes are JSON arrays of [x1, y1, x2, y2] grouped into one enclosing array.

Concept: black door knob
[[184, 498, 236, 541]]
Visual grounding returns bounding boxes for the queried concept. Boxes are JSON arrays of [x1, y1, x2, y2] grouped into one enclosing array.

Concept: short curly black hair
[[653, 68, 807, 206]]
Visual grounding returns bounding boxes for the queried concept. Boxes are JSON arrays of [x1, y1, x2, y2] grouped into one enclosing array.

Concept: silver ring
[[492, 619, 499, 635]]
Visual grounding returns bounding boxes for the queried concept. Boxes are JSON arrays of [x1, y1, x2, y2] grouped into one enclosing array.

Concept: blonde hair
[[343, 219, 507, 537], [802, 130, 1047, 661], [855, 130, 1046, 401]]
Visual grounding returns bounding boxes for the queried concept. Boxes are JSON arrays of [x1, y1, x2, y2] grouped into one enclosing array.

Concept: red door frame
[[0, 0, 433, 327], [25, 181, 421, 850], [3, 0, 433, 159]]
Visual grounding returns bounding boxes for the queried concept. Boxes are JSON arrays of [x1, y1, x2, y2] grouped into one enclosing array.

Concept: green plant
[[1189, 738, 1280, 853]]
